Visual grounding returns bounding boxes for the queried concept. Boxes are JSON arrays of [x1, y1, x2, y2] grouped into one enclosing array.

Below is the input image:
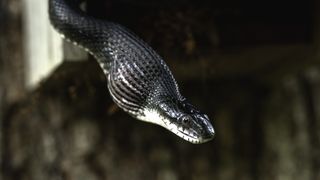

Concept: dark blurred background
[[1, 0, 320, 179]]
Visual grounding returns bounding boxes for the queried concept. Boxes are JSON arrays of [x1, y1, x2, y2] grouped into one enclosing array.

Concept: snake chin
[[136, 108, 215, 144]]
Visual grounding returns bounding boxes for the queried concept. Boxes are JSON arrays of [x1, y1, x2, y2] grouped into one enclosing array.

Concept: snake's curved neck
[[49, 0, 215, 144], [49, 0, 115, 69]]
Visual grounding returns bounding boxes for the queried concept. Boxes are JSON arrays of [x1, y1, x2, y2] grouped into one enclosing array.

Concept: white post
[[23, 0, 62, 88], [23, 0, 87, 89]]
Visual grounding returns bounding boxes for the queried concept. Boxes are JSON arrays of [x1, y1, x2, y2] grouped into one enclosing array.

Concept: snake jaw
[[165, 115, 215, 144], [137, 100, 215, 144], [176, 114, 215, 144]]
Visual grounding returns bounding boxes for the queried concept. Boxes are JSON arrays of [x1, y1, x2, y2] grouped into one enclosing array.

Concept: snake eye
[[181, 116, 190, 125]]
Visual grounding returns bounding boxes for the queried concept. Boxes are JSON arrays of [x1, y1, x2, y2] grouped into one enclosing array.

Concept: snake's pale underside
[[49, 0, 215, 144]]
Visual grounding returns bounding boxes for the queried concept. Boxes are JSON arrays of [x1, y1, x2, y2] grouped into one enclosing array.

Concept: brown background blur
[[1, 0, 319, 179]]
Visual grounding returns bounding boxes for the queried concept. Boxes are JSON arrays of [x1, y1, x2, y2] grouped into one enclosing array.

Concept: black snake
[[49, 0, 215, 144]]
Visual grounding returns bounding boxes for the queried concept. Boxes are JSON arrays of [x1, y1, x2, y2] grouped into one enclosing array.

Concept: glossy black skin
[[49, 0, 215, 143], [157, 98, 214, 143]]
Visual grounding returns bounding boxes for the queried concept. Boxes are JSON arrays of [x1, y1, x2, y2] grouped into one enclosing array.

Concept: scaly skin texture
[[49, 0, 215, 143]]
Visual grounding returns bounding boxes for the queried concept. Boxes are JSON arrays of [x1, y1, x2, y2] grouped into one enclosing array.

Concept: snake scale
[[49, 0, 215, 144]]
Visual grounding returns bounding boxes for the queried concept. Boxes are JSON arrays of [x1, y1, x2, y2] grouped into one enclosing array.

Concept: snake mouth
[[136, 108, 215, 144], [170, 127, 214, 144], [174, 130, 205, 144], [163, 119, 215, 144]]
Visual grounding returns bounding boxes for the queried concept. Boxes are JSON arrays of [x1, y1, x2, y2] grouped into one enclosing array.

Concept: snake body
[[49, 0, 214, 143]]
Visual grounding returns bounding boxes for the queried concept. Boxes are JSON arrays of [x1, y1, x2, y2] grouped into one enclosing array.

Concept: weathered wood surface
[[23, 0, 64, 88], [1, 0, 320, 180]]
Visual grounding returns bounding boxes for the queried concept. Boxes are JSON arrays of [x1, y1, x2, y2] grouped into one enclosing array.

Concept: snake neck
[[49, 0, 182, 113], [49, 0, 118, 72], [49, 0, 215, 144]]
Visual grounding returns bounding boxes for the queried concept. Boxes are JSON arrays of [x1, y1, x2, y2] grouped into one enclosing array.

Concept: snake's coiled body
[[49, 0, 215, 144]]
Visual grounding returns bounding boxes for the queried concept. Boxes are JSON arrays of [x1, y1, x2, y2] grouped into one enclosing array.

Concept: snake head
[[156, 98, 215, 144]]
